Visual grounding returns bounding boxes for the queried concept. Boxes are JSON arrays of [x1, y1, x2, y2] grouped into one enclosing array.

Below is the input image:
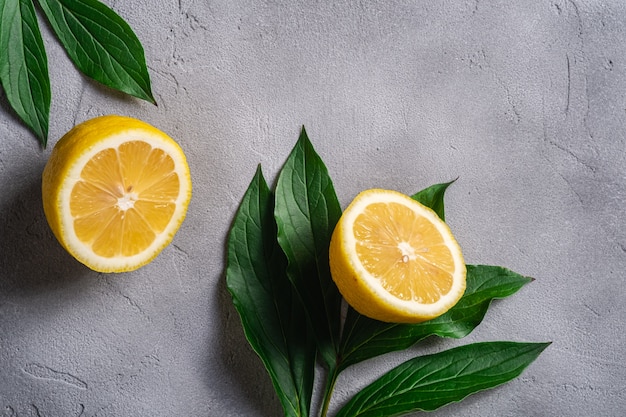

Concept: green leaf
[[274, 127, 343, 367], [0, 0, 50, 145], [410, 180, 455, 221], [226, 166, 315, 417], [37, 0, 155, 103], [336, 341, 550, 417], [338, 265, 533, 370]]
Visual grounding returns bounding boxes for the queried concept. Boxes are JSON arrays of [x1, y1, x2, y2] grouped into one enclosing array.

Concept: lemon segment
[[329, 189, 465, 323], [42, 115, 192, 273]]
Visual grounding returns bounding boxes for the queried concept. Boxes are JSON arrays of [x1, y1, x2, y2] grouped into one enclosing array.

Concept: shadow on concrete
[[212, 275, 283, 417], [0, 88, 46, 150], [0, 171, 90, 296]]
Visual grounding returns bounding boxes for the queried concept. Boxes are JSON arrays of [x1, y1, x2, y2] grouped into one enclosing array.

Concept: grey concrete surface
[[1, 0, 625, 416]]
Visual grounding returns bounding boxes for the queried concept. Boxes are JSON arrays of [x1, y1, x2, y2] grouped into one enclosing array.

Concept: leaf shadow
[[0, 169, 91, 298], [0, 89, 43, 148], [84, 77, 147, 107], [211, 273, 283, 417]]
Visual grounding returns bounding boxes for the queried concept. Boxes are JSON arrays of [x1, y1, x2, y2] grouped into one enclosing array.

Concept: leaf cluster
[[0, 0, 154, 146], [226, 127, 549, 417]]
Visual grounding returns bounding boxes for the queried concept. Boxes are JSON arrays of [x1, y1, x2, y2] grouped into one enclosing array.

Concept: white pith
[[116, 192, 139, 211]]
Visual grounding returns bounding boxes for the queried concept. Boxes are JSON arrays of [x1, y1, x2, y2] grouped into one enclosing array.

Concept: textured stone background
[[1, 0, 625, 416]]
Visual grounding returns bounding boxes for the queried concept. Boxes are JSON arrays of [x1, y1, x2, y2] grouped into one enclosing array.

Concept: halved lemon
[[329, 189, 465, 323], [42, 115, 192, 273]]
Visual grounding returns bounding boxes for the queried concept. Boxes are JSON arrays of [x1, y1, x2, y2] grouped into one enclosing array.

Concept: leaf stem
[[320, 363, 340, 417]]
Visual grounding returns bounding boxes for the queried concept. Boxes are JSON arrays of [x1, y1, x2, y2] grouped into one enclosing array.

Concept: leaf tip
[[536, 341, 552, 354], [36, 127, 48, 148], [298, 125, 310, 143], [142, 88, 157, 105]]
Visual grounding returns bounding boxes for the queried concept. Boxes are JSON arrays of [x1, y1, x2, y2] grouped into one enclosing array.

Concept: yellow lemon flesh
[[329, 189, 465, 323], [42, 115, 192, 273]]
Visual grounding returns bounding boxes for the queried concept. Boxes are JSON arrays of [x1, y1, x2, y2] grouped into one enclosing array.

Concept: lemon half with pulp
[[42, 115, 192, 273], [329, 189, 465, 323]]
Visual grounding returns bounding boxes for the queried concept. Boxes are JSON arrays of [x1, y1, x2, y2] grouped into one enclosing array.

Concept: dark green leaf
[[410, 180, 455, 221], [0, 0, 50, 144], [37, 0, 155, 103], [336, 341, 550, 417], [274, 127, 343, 367], [338, 265, 533, 370], [226, 166, 315, 417]]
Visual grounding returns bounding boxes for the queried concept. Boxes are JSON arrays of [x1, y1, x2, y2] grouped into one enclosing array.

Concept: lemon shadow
[[0, 170, 91, 296]]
